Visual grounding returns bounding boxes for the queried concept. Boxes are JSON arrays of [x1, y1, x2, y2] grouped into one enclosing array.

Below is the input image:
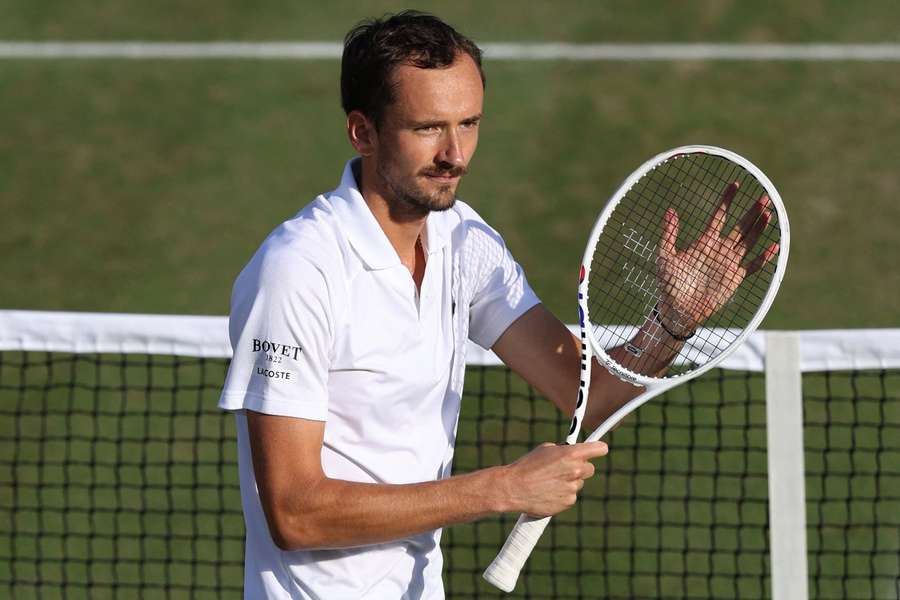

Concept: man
[[219, 11, 771, 599]]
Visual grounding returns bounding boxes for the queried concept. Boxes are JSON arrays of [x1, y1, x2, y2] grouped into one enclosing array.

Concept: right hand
[[500, 441, 609, 517]]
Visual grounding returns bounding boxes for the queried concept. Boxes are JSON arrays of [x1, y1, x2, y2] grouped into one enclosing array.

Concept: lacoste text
[[256, 367, 291, 380]]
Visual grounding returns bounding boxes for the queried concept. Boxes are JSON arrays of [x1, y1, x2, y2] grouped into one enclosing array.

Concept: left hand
[[654, 181, 779, 337]]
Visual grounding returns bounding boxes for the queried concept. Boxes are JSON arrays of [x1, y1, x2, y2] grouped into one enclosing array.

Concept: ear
[[347, 110, 376, 157]]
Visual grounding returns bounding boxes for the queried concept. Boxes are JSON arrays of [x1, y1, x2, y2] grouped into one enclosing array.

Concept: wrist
[[487, 464, 517, 514], [651, 303, 696, 341]]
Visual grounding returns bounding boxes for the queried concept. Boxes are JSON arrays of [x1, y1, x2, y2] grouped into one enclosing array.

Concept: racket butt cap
[[482, 560, 519, 592], [482, 514, 551, 592]]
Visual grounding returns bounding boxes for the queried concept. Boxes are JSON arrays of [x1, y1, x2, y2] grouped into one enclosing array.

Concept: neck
[[354, 159, 426, 258]]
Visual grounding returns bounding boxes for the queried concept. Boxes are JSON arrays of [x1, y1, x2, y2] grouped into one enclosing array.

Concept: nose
[[436, 129, 465, 168]]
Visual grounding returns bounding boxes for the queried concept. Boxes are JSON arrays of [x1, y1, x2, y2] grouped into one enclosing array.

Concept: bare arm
[[491, 304, 682, 432], [247, 410, 608, 551]]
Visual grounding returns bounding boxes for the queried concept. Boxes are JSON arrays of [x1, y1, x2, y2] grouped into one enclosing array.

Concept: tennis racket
[[483, 145, 790, 592]]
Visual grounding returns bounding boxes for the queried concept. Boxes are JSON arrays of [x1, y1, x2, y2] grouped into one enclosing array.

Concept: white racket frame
[[483, 145, 790, 592]]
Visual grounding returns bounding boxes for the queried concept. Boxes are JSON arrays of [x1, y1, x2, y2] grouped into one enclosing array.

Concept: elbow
[[265, 507, 326, 551], [268, 518, 311, 551], [265, 507, 301, 551], [261, 485, 333, 551]]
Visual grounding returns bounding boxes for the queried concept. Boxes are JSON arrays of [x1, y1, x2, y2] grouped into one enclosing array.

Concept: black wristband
[[652, 304, 696, 342]]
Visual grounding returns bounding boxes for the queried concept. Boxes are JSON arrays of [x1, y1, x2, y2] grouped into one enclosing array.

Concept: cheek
[[389, 135, 437, 169], [464, 132, 479, 160]]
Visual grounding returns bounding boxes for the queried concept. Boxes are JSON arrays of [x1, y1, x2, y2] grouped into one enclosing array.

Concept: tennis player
[[218, 11, 762, 599]]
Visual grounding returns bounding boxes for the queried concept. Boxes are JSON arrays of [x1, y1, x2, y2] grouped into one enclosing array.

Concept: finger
[[744, 242, 779, 275], [569, 441, 609, 460], [581, 462, 596, 479], [659, 208, 679, 258], [730, 194, 769, 249], [705, 181, 739, 237], [738, 208, 772, 256]]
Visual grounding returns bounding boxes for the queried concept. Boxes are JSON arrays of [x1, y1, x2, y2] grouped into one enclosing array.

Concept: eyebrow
[[409, 113, 483, 128]]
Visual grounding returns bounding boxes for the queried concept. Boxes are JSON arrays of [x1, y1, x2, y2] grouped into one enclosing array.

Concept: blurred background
[[2, 4, 899, 599], [2, 0, 899, 328]]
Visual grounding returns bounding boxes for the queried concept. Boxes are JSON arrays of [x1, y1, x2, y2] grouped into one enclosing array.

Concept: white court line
[[2, 41, 900, 61]]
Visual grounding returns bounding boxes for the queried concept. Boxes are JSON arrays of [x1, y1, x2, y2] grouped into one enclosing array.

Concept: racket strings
[[587, 153, 782, 378], [685, 158, 780, 312], [631, 154, 776, 329]]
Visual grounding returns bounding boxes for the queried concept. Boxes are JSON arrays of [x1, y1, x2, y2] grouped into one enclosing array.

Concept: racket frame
[[583, 145, 790, 389]]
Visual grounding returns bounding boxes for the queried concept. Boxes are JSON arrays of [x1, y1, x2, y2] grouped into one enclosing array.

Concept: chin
[[429, 189, 457, 211], [430, 197, 456, 212]]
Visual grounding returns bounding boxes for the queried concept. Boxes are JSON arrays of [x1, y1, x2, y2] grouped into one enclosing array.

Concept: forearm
[[583, 313, 683, 429], [249, 403, 603, 553], [266, 466, 508, 551], [492, 304, 682, 437], [546, 314, 683, 433]]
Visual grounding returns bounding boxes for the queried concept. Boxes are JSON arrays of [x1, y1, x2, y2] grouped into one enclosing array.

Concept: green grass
[[2, 0, 900, 42], [2, 59, 899, 326]]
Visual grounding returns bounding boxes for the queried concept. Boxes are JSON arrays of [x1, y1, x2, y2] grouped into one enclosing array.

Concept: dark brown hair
[[341, 10, 485, 126]]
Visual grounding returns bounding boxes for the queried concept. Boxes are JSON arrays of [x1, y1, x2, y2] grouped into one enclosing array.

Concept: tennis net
[[1, 311, 897, 599]]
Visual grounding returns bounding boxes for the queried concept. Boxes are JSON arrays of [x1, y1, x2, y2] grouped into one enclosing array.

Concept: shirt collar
[[330, 159, 452, 270]]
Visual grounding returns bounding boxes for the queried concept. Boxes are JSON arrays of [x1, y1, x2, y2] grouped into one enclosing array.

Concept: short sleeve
[[218, 247, 334, 421], [461, 215, 541, 349]]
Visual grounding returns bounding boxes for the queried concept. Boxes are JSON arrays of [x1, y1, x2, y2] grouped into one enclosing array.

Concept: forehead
[[386, 54, 484, 122]]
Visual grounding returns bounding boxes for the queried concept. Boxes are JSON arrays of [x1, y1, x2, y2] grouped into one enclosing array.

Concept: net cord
[[2, 311, 900, 371]]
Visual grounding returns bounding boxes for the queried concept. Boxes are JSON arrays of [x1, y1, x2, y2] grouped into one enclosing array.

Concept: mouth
[[425, 173, 460, 184], [422, 169, 465, 185]]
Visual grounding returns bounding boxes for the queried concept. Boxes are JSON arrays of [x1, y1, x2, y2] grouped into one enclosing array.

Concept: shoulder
[[447, 199, 508, 257], [266, 198, 341, 266], [234, 196, 349, 302], [448, 198, 490, 229], [446, 199, 505, 243], [442, 199, 521, 294]]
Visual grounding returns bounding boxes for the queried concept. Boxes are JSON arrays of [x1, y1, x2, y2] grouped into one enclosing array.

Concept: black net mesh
[[1, 352, 897, 599], [446, 366, 770, 600], [0, 353, 242, 599], [804, 370, 900, 600]]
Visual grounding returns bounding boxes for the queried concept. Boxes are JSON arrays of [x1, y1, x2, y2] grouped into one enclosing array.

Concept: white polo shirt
[[219, 159, 539, 599]]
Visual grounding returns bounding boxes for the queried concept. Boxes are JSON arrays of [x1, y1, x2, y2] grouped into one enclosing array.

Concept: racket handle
[[482, 513, 551, 592]]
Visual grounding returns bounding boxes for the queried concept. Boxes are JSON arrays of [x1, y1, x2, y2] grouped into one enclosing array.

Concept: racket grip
[[482, 513, 551, 592]]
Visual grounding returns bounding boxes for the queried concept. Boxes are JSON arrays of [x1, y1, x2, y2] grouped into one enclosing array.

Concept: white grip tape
[[482, 514, 551, 592]]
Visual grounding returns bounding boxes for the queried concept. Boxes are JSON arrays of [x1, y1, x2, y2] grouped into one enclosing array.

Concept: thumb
[[572, 441, 609, 459], [659, 208, 679, 258]]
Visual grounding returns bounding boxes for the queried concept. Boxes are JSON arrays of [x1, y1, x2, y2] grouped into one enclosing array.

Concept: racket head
[[579, 145, 790, 386]]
